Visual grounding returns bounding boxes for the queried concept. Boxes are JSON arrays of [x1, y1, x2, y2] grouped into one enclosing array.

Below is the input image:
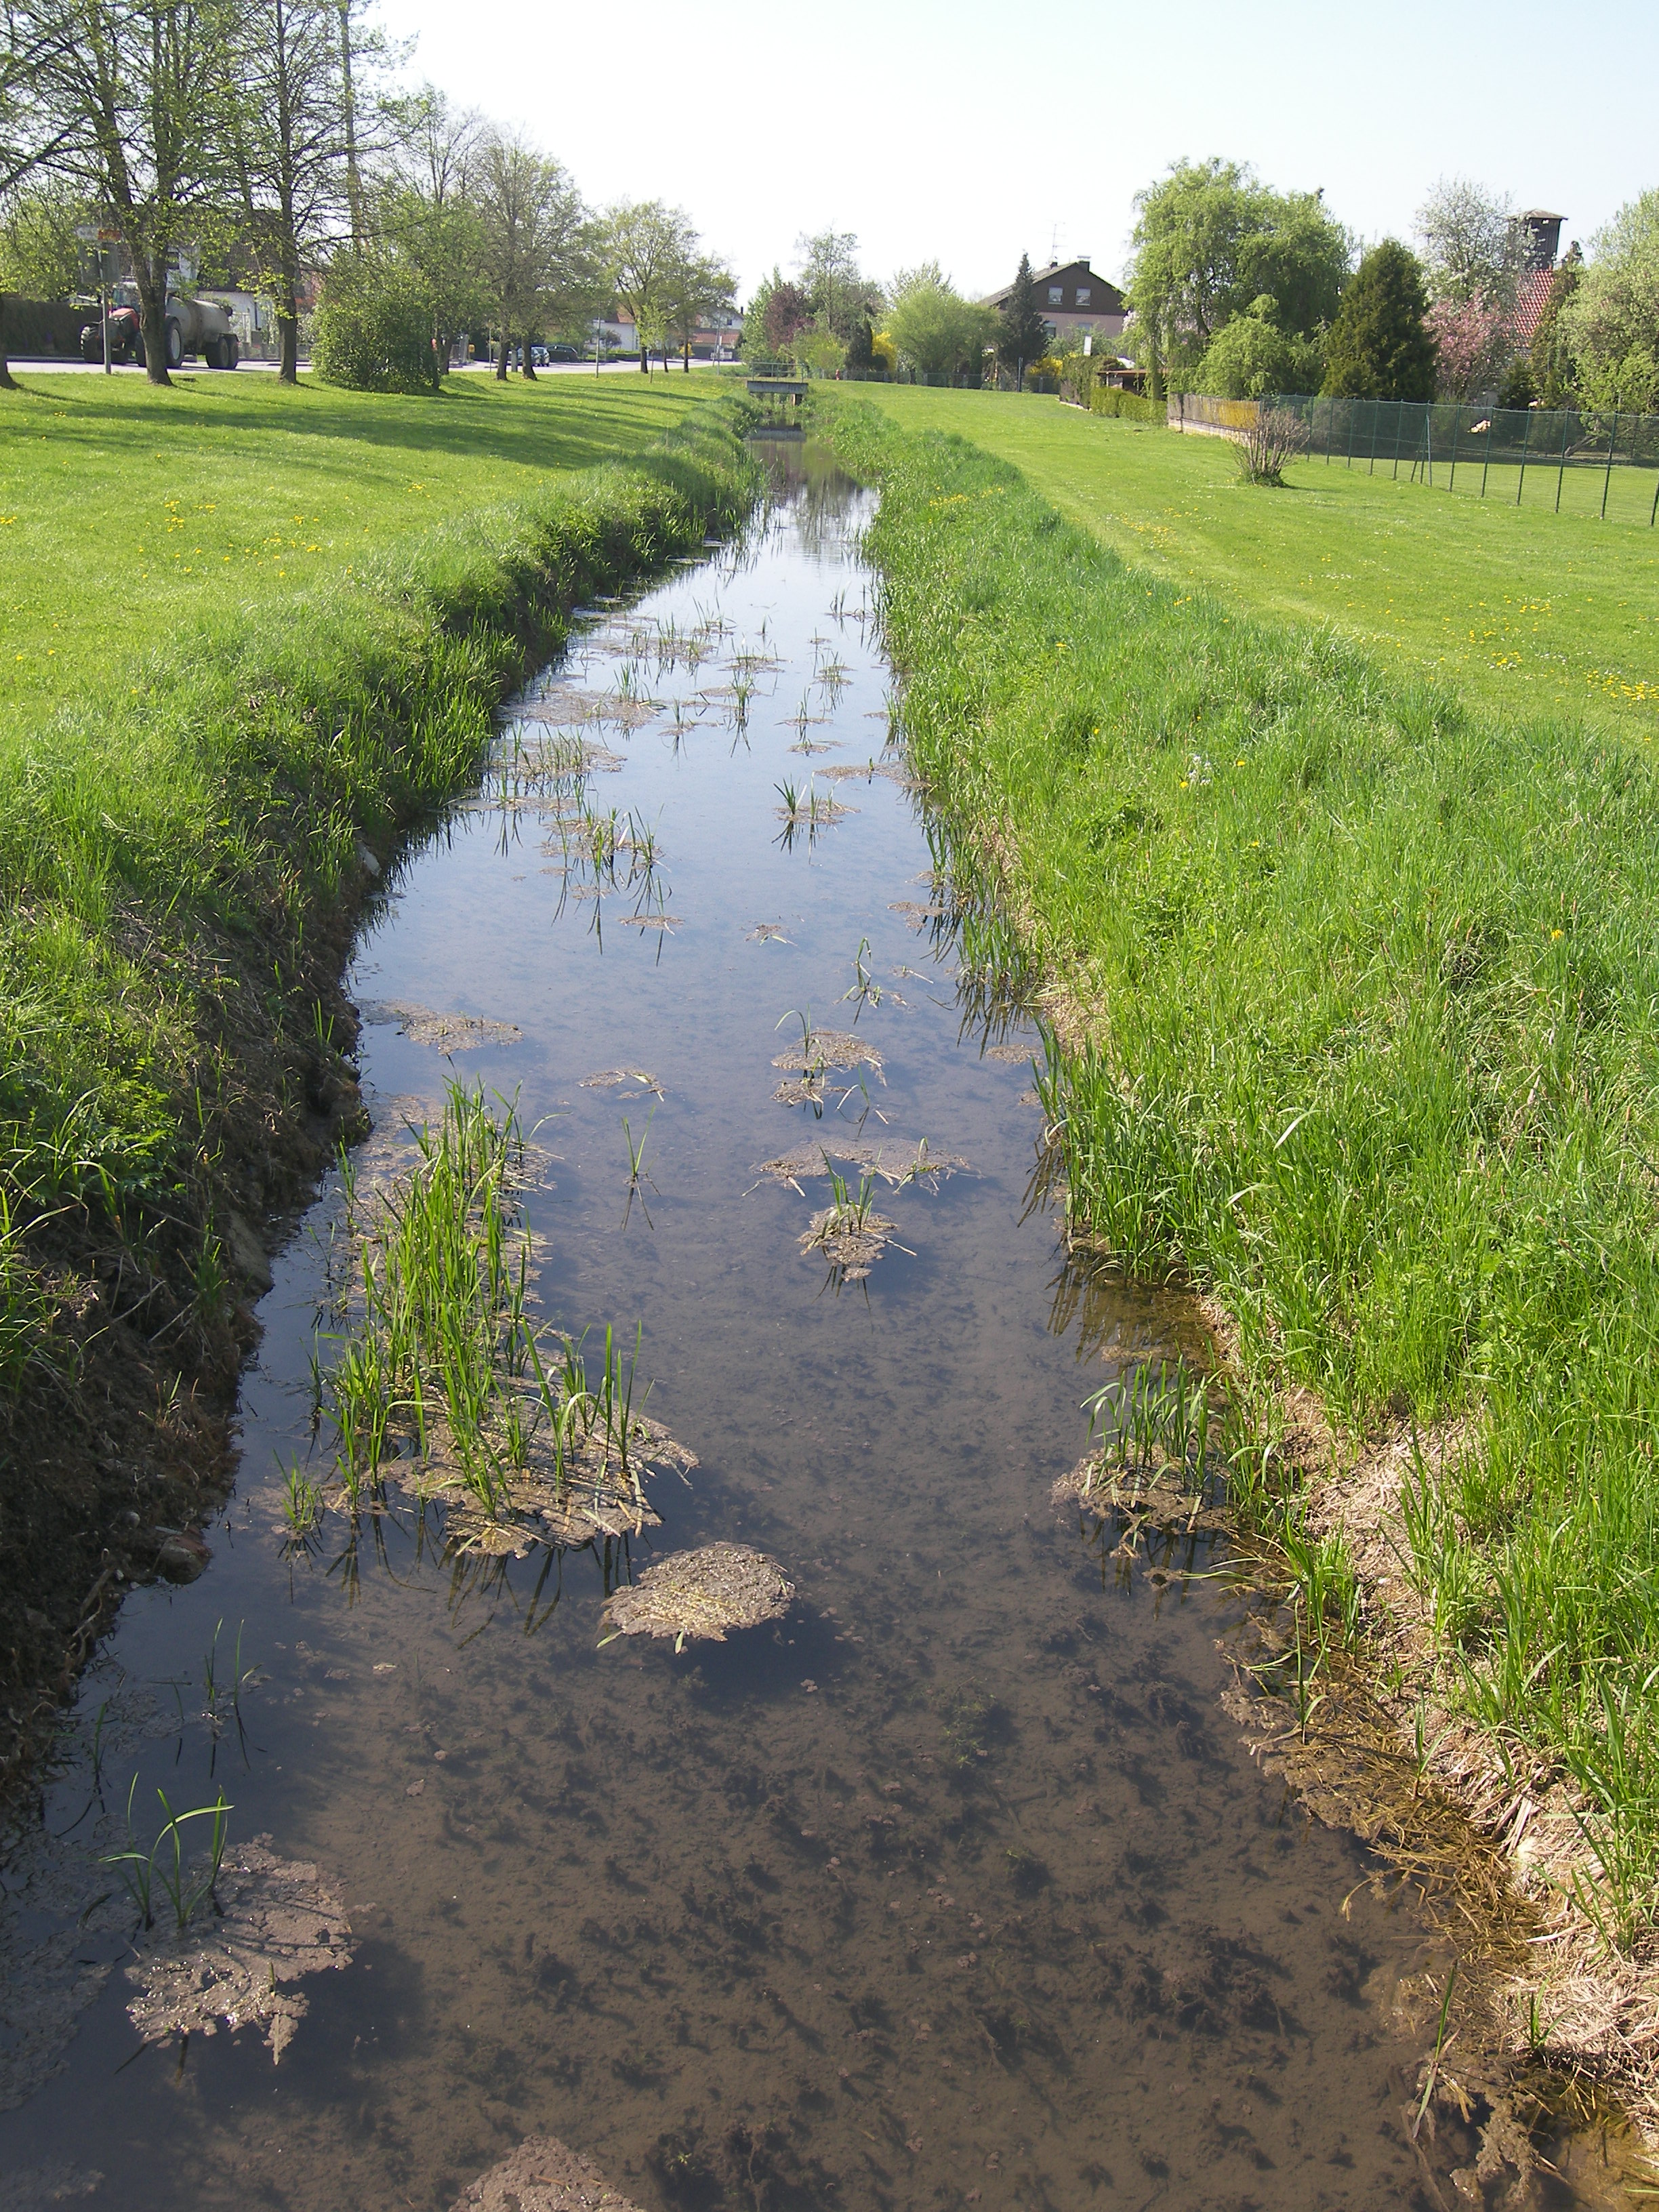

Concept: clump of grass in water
[[322, 1082, 690, 1553], [798, 1165, 905, 1285], [104, 1778, 233, 1934]]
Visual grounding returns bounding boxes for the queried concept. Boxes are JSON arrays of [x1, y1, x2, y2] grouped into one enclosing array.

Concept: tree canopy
[[1560, 191, 1659, 413], [1320, 239, 1435, 402], [1127, 157, 1351, 388], [887, 270, 994, 384], [1193, 294, 1322, 399]]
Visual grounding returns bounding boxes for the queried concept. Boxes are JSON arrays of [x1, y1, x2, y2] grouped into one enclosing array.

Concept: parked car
[[546, 343, 580, 363]]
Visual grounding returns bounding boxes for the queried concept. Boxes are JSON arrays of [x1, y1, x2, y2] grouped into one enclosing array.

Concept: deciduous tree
[[603, 197, 690, 372], [221, 0, 352, 381], [377, 88, 485, 371], [24, 0, 239, 384], [887, 268, 994, 385], [476, 129, 588, 378], [1193, 293, 1322, 398], [794, 227, 878, 342], [1127, 158, 1350, 390], [664, 241, 733, 371], [1559, 192, 1659, 413], [1415, 175, 1521, 313]]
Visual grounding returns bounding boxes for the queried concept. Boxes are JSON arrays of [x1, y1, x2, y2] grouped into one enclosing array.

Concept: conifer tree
[[1321, 239, 1435, 401], [998, 252, 1047, 388]]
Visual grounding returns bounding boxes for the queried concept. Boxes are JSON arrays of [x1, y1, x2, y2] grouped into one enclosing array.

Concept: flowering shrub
[[1427, 296, 1513, 400]]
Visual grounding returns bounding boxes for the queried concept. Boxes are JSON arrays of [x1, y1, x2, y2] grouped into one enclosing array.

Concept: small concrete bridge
[[745, 377, 808, 402]]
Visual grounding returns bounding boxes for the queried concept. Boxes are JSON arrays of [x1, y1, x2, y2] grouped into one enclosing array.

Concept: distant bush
[[1089, 384, 1162, 424], [1235, 403, 1310, 486], [312, 255, 436, 394], [1195, 295, 1323, 400]]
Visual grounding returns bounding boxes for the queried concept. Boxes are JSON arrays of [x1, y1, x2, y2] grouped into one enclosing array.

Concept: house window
[[1048, 286, 1063, 305], [1076, 287, 1091, 306]]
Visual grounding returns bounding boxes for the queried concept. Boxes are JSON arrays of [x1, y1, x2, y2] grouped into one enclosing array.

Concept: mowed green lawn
[[0, 369, 708, 734], [849, 386, 1659, 735]]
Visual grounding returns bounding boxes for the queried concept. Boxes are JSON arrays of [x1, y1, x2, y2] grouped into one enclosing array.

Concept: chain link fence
[[1169, 391, 1659, 525]]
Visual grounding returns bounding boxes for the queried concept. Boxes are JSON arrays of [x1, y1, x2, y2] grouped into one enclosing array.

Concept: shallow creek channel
[[0, 443, 1614, 2211]]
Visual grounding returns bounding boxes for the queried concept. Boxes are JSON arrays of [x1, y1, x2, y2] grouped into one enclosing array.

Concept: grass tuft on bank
[[823, 395, 1659, 1901]]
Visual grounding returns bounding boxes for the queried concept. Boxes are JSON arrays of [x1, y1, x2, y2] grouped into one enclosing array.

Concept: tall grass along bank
[[0, 392, 756, 1779], [821, 393, 1659, 2099]]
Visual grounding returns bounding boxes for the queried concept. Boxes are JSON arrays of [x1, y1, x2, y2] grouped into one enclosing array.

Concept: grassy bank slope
[[823, 395, 1659, 1908], [0, 372, 707, 733], [0, 381, 752, 1759], [846, 386, 1659, 737]]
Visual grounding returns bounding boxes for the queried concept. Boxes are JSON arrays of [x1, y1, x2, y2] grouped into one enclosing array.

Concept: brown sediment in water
[[451, 2134, 645, 2212], [357, 1002, 522, 1052], [770, 1029, 882, 1075], [797, 1203, 901, 1281], [579, 1069, 663, 1096], [602, 1544, 793, 1646], [121, 1837, 353, 2062], [754, 1137, 969, 1194], [388, 1404, 695, 1557]]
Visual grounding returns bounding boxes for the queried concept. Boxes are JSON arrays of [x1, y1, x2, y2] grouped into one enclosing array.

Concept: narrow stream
[[0, 445, 1570, 2209]]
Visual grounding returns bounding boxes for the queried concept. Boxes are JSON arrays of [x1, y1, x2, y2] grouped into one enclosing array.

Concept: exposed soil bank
[[0, 396, 756, 1797], [815, 392, 1659, 2125]]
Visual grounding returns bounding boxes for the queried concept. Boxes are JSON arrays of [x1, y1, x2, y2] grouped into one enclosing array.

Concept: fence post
[[1516, 409, 1531, 506], [1345, 398, 1357, 470], [1480, 411, 1493, 499], [1601, 412, 1618, 520], [1448, 404, 1462, 492], [1555, 405, 1571, 512], [1391, 399, 1407, 479], [1425, 405, 1433, 488], [1369, 398, 1382, 474]]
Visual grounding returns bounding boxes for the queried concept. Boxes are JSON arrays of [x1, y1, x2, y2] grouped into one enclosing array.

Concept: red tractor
[[81, 283, 240, 370]]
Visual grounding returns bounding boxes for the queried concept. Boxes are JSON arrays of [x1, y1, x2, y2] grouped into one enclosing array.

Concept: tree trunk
[[134, 255, 171, 388], [0, 295, 16, 392], [682, 338, 691, 373], [638, 346, 649, 374], [522, 352, 537, 381], [279, 266, 300, 383], [496, 327, 510, 380]]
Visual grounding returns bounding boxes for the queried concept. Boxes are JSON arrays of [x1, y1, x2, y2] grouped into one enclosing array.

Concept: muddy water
[[1, 446, 1517, 2209]]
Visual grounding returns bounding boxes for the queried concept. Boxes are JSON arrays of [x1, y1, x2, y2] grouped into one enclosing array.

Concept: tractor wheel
[[225, 335, 239, 369], [164, 320, 183, 369], [204, 339, 224, 369], [79, 327, 101, 365], [132, 335, 146, 369]]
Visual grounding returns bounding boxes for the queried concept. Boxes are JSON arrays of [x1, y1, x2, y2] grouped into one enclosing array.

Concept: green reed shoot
[[105, 1778, 233, 1933], [323, 1083, 655, 1528]]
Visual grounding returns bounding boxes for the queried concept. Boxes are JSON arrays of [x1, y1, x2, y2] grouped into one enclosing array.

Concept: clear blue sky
[[384, 0, 1655, 300]]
